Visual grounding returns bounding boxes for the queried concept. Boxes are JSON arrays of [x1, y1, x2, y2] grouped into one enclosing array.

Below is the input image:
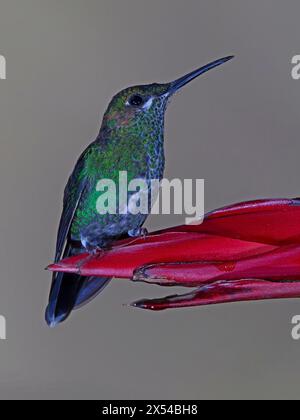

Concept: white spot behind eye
[[142, 97, 154, 110]]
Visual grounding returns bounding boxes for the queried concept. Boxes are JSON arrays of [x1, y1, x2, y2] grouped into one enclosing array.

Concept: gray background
[[0, 0, 299, 400]]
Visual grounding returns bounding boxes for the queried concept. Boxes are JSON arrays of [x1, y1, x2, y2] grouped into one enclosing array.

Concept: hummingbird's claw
[[128, 227, 149, 239]]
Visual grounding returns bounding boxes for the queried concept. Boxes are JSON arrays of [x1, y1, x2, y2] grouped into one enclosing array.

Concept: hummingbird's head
[[101, 56, 234, 133], [102, 83, 171, 132]]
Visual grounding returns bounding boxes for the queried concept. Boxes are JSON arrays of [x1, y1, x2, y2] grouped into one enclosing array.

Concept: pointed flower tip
[[47, 263, 59, 272], [129, 300, 144, 309], [46, 264, 54, 272], [45, 262, 66, 271], [130, 299, 163, 311], [47, 262, 74, 273]]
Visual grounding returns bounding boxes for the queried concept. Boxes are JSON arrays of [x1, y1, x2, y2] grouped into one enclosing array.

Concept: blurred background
[[0, 0, 299, 399]]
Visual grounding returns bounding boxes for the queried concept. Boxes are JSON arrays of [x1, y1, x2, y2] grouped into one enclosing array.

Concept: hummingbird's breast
[[70, 118, 166, 248]]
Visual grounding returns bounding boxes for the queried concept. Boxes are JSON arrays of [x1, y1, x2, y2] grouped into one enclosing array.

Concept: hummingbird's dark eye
[[128, 94, 144, 107]]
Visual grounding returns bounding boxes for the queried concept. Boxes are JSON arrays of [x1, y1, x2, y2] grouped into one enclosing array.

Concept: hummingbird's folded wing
[[54, 149, 89, 262], [46, 147, 97, 327]]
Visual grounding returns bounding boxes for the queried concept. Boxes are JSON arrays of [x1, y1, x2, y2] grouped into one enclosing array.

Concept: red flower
[[48, 199, 300, 310]]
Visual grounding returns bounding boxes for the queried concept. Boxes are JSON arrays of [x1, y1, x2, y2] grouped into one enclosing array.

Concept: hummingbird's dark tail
[[45, 270, 111, 327]]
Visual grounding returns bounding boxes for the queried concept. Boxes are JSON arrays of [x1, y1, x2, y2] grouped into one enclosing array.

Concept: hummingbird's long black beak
[[168, 56, 234, 94]]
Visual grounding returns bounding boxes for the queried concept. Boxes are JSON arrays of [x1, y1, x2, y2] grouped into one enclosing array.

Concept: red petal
[[131, 279, 300, 310], [49, 233, 275, 278], [133, 244, 300, 286], [47, 198, 300, 309], [164, 199, 300, 245]]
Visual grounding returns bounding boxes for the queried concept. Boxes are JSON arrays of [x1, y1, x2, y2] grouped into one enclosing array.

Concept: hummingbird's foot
[[88, 246, 107, 261], [89, 246, 104, 256], [128, 228, 148, 239]]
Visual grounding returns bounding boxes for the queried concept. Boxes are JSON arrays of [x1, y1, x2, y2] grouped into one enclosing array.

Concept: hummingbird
[[46, 56, 234, 327]]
